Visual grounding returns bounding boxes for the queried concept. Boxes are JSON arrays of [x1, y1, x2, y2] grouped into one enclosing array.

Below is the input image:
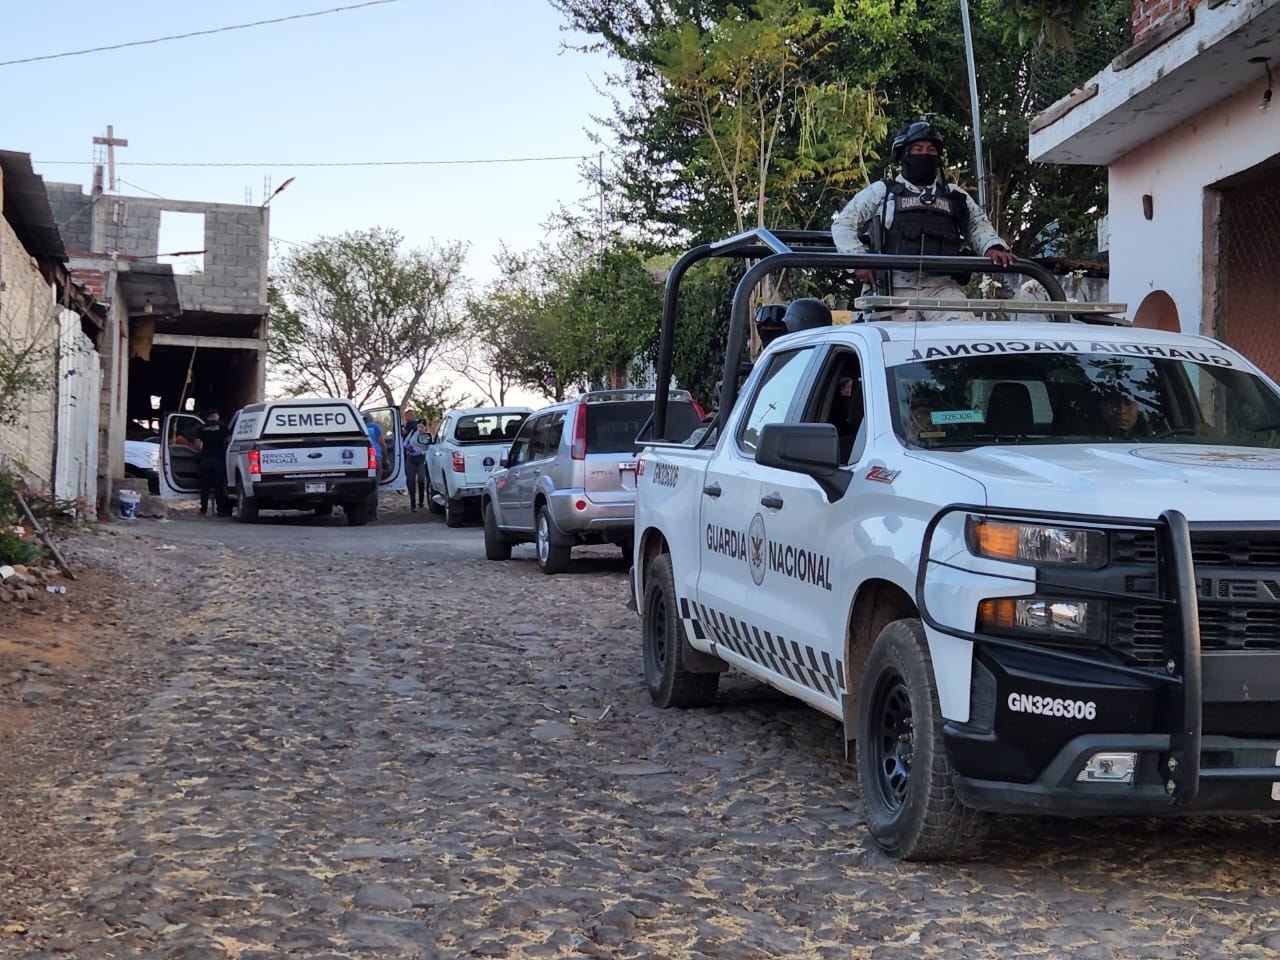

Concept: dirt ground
[[0, 529, 164, 935]]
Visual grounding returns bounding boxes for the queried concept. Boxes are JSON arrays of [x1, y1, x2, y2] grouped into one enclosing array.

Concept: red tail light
[[248, 450, 261, 476], [691, 398, 706, 421], [452, 451, 465, 472], [367, 446, 378, 470], [571, 403, 587, 460]]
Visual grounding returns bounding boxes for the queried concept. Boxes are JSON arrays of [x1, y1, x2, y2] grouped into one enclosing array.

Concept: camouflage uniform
[[832, 175, 1009, 322]]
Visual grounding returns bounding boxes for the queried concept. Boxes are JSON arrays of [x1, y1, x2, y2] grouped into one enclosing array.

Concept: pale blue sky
[[3, 0, 617, 284]]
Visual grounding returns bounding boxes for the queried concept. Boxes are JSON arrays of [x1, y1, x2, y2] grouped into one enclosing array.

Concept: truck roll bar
[[649, 227, 1116, 443]]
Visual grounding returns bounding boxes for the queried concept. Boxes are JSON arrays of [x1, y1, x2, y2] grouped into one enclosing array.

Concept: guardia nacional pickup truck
[[632, 229, 1280, 860]]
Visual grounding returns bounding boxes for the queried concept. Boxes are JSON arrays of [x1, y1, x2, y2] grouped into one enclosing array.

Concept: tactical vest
[[878, 181, 969, 257]]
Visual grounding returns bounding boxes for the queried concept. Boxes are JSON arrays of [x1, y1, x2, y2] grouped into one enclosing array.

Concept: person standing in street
[[401, 407, 419, 438], [194, 408, 231, 515], [403, 420, 432, 511]]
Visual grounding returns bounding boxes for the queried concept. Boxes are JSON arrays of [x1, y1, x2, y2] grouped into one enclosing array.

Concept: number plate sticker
[[305, 482, 326, 493]]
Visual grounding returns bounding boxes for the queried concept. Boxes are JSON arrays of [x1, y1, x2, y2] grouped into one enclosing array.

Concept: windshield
[[887, 347, 1280, 449], [588, 400, 701, 452], [454, 412, 528, 444]]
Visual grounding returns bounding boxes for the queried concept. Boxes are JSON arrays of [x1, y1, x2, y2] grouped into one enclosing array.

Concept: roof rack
[[853, 295, 1129, 323], [578, 388, 692, 402], [648, 228, 1127, 442]]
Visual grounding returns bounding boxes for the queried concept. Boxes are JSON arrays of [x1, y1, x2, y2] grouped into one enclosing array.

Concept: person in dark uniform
[[194, 408, 231, 515]]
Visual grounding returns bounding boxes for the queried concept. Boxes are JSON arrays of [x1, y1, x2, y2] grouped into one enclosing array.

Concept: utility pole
[[92, 125, 128, 192], [959, 1, 987, 209]]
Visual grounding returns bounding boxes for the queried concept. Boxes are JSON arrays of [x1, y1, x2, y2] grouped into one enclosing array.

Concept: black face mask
[[901, 154, 939, 186]]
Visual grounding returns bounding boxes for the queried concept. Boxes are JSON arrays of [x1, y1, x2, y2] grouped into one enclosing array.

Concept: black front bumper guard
[[917, 504, 1213, 804]]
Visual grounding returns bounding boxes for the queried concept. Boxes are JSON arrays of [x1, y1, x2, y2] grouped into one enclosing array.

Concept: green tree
[[553, 243, 665, 389], [460, 235, 664, 402], [403, 382, 474, 433], [270, 228, 469, 406], [554, 0, 1128, 256], [556, 0, 886, 244], [452, 286, 539, 407], [466, 244, 587, 403]]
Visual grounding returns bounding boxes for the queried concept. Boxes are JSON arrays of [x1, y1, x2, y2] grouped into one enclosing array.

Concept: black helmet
[[891, 121, 944, 163], [782, 298, 833, 334], [755, 303, 787, 328], [755, 303, 788, 346]]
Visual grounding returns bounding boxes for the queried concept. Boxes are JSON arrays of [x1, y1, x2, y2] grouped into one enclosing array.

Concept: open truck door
[[160, 412, 204, 500], [362, 404, 406, 492]]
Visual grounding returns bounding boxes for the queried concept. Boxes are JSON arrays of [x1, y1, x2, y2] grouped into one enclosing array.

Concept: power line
[[0, 0, 402, 68], [35, 154, 590, 169], [115, 178, 167, 199]]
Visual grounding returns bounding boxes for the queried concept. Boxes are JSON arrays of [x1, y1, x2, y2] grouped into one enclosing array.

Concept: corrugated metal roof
[[0, 149, 67, 260]]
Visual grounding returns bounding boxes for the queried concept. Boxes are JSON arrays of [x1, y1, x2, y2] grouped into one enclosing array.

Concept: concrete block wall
[[45, 183, 94, 254], [44, 185, 269, 316], [0, 221, 58, 489]]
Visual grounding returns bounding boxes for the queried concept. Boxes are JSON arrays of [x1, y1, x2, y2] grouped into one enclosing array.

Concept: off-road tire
[[444, 496, 465, 528], [855, 618, 988, 861], [483, 501, 512, 561], [535, 505, 570, 574], [345, 498, 370, 526], [234, 476, 258, 523], [642, 553, 719, 707]]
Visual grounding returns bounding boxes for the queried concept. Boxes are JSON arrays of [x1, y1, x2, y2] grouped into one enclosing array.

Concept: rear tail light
[[571, 404, 587, 460], [691, 398, 706, 421], [452, 451, 465, 472], [248, 450, 261, 476], [367, 446, 378, 470]]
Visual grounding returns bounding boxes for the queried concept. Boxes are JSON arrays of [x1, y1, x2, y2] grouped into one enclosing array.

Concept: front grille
[[1108, 530, 1280, 666], [1111, 531, 1280, 568]]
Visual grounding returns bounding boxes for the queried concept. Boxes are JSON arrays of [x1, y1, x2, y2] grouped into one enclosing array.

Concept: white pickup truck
[[632, 229, 1280, 860], [162, 398, 404, 524]]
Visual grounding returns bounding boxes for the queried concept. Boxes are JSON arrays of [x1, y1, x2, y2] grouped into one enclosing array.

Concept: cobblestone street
[[4, 503, 1280, 958]]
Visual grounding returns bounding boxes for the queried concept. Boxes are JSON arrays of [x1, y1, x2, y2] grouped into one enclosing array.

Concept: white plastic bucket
[[118, 489, 140, 520]]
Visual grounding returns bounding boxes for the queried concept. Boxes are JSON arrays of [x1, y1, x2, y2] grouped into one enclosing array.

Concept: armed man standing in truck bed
[[831, 119, 1018, 321]]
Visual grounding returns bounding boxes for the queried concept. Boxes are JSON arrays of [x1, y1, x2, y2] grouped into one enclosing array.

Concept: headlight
[[968, 517, 1105, 567], [978, 597, 1102, 644]]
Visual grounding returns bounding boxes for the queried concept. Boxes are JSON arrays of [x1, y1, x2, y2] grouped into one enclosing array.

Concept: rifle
[[865, 205, 893, 297]]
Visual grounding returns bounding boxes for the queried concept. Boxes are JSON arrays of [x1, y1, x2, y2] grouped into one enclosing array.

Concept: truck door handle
[[760, 493, 784, 510], [703, 483, 721, 497]]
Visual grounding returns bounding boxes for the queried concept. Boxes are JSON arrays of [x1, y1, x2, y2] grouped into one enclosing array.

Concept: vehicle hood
[[124, 440, 160, 471], [910, 443, 1280, 520]]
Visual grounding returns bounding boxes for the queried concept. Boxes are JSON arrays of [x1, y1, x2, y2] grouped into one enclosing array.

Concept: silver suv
[[482, 389, 703, 574]]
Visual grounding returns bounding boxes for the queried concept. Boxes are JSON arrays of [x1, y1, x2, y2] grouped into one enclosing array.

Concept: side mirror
[[756, 422, 850, 501]]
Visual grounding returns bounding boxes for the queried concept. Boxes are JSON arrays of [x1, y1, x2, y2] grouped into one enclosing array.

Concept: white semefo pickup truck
[[631, 229, 1280, 860], [162, 398, 404, 525]]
